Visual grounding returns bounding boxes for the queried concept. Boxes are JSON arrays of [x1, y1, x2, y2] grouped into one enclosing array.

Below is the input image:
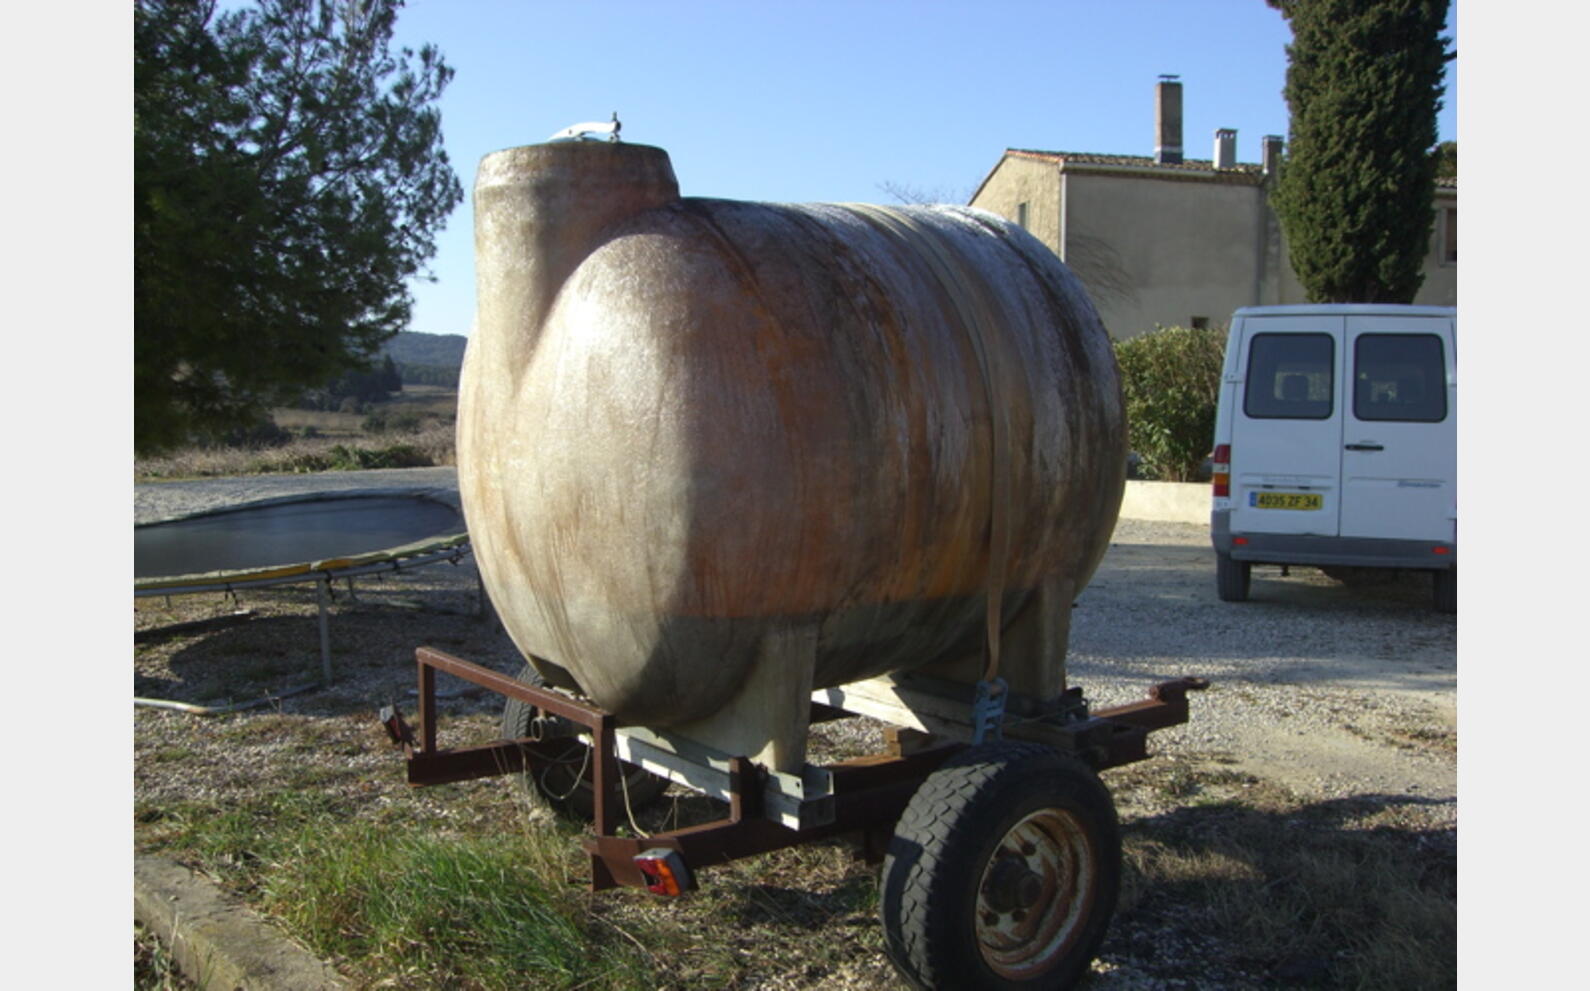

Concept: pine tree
[[135, 0, 463, 453], [1268, 0, 1452, 303]]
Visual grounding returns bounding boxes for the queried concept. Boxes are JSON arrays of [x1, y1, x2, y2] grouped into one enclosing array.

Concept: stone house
[[969, 78, 1457, 339]]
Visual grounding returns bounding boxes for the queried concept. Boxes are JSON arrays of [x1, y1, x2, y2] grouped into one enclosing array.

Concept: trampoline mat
[[135, 494, 465, 581]]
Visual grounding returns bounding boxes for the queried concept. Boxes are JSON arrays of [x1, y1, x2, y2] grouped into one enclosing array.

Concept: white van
[[1209, 304, 1456, 612]]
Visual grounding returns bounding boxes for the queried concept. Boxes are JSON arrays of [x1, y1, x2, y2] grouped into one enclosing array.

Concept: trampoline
[[135, 489, 472, 685]]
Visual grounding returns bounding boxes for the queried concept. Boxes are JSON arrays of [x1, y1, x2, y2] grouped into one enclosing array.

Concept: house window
[[1016, 202, 1028, 229], [1443, 207, 1457, 264], [1191, 316, 1209, 330]]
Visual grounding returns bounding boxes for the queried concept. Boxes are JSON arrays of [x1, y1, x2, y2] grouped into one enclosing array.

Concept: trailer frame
[[381, 645, 1206, 893]]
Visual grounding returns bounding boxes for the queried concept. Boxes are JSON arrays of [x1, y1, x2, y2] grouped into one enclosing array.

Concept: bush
[[326, 443, 432, 471], [1114, 325, 1226, 482]]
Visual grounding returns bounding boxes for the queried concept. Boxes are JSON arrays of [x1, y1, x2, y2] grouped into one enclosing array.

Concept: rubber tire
[[1215, 551, 1251, 602], [500, 663, 669, 820], [1432, 567, 1456, 614], [880, 743, 1121, 990]]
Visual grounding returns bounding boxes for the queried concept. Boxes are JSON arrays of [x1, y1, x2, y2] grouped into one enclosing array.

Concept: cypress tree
[[1268, 0, 1453, 303]]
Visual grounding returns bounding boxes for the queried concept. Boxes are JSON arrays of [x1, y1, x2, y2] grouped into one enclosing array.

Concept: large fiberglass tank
[[458, 141, 1125, 765]]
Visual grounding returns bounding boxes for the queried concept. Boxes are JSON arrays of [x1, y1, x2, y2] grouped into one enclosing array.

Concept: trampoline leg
[[317, 578, 333, 684]]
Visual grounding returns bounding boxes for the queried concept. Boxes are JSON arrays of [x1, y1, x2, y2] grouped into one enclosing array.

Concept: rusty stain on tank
[[459, 141, 1126, 738]]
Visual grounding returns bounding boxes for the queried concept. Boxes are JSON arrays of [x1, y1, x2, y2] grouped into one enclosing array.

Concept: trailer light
[[1211, 445, 1231, 497], [634, 848, 691, 896], [1233, 536, 1248, 546], [1433, 546, 1450, 555]]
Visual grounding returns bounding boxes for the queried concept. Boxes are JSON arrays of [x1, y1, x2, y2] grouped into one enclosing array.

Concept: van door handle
[[1345, 442, 1384, 452]]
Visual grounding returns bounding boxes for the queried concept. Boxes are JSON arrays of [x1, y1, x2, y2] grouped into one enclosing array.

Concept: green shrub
[[1113, 325, 1226, 482], [326, 443, 432, 470]]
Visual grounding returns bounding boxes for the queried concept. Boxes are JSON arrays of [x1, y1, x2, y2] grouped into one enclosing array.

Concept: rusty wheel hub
[[974, 807, 1096, 980]]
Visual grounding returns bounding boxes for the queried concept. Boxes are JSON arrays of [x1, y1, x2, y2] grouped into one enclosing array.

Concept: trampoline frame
[[135, 489, 476, 684]]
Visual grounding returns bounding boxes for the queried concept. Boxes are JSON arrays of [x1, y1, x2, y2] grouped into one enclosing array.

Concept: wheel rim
[[974, 807, 1096, 980]]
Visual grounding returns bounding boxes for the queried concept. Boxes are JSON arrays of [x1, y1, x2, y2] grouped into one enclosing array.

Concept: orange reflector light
[[634, 848, 691, 897], [1213, 472, 1230, 498]]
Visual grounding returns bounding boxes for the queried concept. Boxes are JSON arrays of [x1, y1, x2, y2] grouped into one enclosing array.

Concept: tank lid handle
[[548, 112, 622, 143]]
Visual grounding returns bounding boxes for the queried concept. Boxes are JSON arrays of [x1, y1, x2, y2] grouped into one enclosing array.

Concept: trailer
[[383, 647, 1204, 988], [411, 134, 1208, 987]]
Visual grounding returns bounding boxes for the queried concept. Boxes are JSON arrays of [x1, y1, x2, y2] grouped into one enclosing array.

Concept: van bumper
[[1210, 510, 1455, 570]]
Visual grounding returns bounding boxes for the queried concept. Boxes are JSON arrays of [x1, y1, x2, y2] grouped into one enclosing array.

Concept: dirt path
[[1076, 520, 1455, 811]]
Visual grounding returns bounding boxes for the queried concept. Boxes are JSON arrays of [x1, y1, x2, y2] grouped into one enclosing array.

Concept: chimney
[[1156, 75, 1183, 164], [1262, 135, 1284, 178], [1214, 128, 1237, 170]]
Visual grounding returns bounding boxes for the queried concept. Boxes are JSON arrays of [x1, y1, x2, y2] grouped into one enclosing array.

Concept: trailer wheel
[[881, 743, 1120, 990], [1432, 567, 1456, 614], [501, 663, 669, 820], [1215, 551, 1251, 602]]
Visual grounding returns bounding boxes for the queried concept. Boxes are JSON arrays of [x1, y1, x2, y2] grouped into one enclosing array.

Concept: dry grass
[[1103, 761, 1455, 988], [135, 390, 459, 481], [135, 422, 457, 480], [134, 923, 197, 990]]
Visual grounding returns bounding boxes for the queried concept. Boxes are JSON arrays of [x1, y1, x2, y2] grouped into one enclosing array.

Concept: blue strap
[[971, 678, 1009, 745]]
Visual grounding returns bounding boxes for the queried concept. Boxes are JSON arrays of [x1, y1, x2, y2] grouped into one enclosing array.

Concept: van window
[[1243, 333, 1334, 419], [1353, 334, 1447, 423]]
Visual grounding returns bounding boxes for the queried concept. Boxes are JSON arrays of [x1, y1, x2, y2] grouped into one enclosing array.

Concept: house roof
[[1004, 147, 1265, 178], [979, 147, 1457, 197], [1007, 147, 1264, 175]]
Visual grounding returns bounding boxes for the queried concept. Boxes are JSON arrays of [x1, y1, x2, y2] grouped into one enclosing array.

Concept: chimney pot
[[1262, 135, 1284, 177], [1214, 128, 1237, 170]]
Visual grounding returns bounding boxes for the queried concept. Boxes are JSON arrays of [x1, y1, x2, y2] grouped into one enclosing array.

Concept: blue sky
[[388, 0, 1458, 339]]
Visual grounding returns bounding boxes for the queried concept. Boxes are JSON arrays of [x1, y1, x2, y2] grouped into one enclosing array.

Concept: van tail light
[[634, 848, 692, 896], [1212, 444, 1231, 498]]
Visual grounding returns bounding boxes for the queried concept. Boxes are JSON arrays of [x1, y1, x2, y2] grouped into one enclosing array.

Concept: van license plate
[[1251, 491, 1323, 510]]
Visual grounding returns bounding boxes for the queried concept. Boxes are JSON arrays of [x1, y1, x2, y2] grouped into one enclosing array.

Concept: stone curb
[[135, 854, 345, 990]]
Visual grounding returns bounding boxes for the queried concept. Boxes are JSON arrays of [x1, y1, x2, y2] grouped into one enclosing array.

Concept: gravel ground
[[1073, 519, 1455, 815], [133, 468, 1456, 987]]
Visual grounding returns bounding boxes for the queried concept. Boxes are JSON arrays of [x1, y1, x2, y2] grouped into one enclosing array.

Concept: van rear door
[[1339, 315, 1456, 543], [1227, 313, 1344, 537]]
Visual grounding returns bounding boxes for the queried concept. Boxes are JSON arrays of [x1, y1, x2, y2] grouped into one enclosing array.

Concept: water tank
[[459, 141, 1125, 729]]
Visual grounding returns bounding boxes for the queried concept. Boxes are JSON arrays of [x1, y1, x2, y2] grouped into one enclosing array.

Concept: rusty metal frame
[[382, 646, 1207, 893]]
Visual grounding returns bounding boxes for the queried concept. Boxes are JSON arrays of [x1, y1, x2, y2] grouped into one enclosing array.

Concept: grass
[[1105, 762, 1456, 988], [135, 390, 458, 481], [265, 827, 649, 989], [135, 922, 196, 990], [137, 789, 649, 989], [134, 746, 1454, 989]]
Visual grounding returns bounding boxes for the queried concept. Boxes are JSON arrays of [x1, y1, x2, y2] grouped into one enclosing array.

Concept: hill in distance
[[382, 331, 468, 369]]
